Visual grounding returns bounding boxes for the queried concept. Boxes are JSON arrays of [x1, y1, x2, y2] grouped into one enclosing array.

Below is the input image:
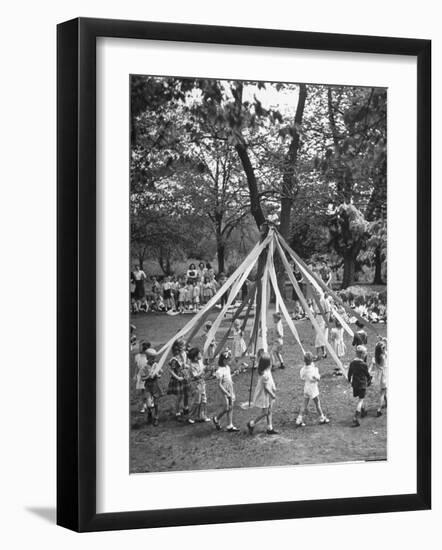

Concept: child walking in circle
[[140, 348, 162, 426], [370, 338, 388, 417], [134, 341, 149, 413], [270, 311, 285, 369], [348, 345, 372, 427], [187, 347, 211, 423], [246, 352, 278, 435], [212, 351, 239, 432], [295, 352, 330, 427], [330, 319, 346, 376], [167, 339, 190, 420], [232, 319, 247, 370], [352, 320, 368, 347], [201, 321, 216, 369]]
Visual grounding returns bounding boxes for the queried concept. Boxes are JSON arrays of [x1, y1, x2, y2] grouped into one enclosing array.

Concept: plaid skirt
[[167, 376, 189, 397]]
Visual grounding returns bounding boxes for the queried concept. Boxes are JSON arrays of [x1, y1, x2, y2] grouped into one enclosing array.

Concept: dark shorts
[[353, 387, 366, 399]]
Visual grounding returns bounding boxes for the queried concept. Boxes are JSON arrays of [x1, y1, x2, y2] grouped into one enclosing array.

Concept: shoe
[[266, 428, 279, 435], [227, 426, 240, 432], [279, 364, 285, 369], [319, 416, 330, 424], [187, 418, 195, 424], [352, 417, 360, 427], [212, 416, 221, 431], [203, 417, 211, 422], [376, 410, 383, 417], [295, 418, 305, 427], [247, 421, 254, 435]]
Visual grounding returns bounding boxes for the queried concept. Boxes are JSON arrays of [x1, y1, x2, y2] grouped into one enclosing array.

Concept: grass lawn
[[130, 302, 387, 474]]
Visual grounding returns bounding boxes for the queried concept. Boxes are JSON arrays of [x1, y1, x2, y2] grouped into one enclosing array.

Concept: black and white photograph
[[129, 76, 388, 473]]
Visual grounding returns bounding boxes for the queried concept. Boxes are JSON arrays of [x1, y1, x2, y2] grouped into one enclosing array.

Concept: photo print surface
[[129, 76, 387, 474]]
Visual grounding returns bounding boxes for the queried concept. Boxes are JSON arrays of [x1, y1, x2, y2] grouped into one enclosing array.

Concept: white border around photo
[[96, 37, 417, 514]]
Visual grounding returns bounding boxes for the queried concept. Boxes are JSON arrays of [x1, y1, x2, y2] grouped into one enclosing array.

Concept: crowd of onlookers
[[131, 260, 387, 324], [130, 262, 242, 314]]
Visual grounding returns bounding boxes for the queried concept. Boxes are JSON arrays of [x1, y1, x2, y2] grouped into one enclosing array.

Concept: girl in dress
[[201, 320, 216, 368], [185, 282, 194, 311], [313, 294, 330, 360], [133, 342, 149, 413], [140, 348, 162, 426], [202, 277, 213, 305], [177, 282, 186, 313], [186, 263, 198, 285], [370, 337, 388, 416], [131, 265, 147, 303], [246, 352, 278, 435], [295, 351, 330, 427], [187, 347, 211, 423], [167, 339, 190, 420], [330, 319, 346, 376], [193, 280, 201, 311], [212, 351, 239, 432], [162, 276, 173, 311], [232, 319, 247, 370]]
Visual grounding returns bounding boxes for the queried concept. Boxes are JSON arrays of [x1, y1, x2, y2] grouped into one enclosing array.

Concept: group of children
[[133, 310, 387, 432], [131, 263, 234, 315]]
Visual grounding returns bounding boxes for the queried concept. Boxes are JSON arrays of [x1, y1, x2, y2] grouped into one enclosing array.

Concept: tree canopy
[[130, 76, 387, 287]]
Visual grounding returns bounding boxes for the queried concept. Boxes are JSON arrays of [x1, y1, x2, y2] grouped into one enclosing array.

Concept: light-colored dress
[[300, 364, 320, 399], [215, 365, 235, 406], [330, 327, 346, 357], [189, 360, 207, 404], [252, 369, 276, 408], [232, 327, 247, 358], [314, 296, 330, 347], [134, 353, 147, 390], [371, 354, 388, 390]]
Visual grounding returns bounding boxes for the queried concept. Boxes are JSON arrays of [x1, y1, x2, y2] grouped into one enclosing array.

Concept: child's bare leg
[[175, 395, 183, 416], [266, 406, 273, 430], [251, 409, 268, 426], [296, 397, 309, 425], [377, 389, 386, 415], [352, 397, 364, 426], [313, 396, 329, 422], [227, 406, 234, 428], [216, 406, 228, 421], [313, 396, 324, 416]]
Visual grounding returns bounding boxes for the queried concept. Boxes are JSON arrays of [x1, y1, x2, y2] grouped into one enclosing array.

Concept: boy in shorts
[[348, 345, 371, 427]]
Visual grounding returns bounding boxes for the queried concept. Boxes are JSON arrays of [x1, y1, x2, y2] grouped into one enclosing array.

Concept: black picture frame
[[57, 17, 431, 532]]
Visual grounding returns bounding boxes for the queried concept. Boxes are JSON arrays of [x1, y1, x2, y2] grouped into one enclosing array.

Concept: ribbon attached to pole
[[267, 240, 305, 354], [275, 238, 345, 374]]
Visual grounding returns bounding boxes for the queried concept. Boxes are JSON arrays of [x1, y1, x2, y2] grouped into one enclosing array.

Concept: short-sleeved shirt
[[300, 364, 320, 398]]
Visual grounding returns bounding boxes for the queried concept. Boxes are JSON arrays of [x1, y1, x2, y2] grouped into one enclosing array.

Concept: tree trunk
[[373, 245, 383, 284], [232, 81, 266, 230], [279, 84, 307, 240], [217, 241, 225, 274], [235, 142, 266, 229], [342, 253, 356, 289]]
